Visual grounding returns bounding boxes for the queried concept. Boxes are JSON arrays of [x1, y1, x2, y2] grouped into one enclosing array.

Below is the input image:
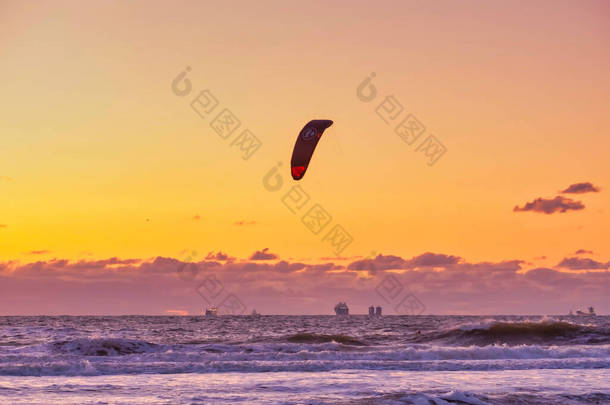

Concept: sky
[[1, 0, 609, 315]]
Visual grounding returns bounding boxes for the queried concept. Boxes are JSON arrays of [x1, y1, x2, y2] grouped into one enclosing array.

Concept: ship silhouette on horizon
[[334, 302, 349, 315]]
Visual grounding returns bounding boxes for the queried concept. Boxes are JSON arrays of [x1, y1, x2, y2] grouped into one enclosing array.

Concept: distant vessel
[[251, 309, 260, 317], [205, 307, 218, 317], [574, 306, 596, 316], [334, 302, 349, 315], [369, 305, 382, 316]]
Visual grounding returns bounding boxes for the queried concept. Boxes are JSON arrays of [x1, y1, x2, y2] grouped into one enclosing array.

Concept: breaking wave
[[51, 338, 159, 356], [283, 333, 367, 346], [0, 316, 608, 377], [419, 318, 610, 346], [1, 336, 609, 376]]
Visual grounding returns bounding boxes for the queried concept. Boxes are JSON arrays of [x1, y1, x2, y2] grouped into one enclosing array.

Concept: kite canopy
[[290, 119, 333, 180]]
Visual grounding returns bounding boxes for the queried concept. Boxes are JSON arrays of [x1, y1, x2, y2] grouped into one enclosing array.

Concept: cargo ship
[[369, 305, 382, 316], [334, 302, 349, 315], [205, 307, 218, 317], [574, 306, 596, 316]]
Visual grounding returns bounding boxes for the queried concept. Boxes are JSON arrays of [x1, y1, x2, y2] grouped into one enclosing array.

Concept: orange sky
[[1, 1, 609, 312]]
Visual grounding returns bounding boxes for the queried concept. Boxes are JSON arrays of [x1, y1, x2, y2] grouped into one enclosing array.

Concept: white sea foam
[[1, 316, 609, 403], [454, 317, 589, 332], [1, 338, 610, 376]]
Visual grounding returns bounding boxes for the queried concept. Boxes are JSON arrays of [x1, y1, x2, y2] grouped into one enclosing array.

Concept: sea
[[0, 315, 609, 404]]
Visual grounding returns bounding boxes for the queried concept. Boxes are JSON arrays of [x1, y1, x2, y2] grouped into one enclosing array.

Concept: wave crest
[[428, 319, 608, 346], [284, 333, 366, 346], [51, 338, 158, 356]]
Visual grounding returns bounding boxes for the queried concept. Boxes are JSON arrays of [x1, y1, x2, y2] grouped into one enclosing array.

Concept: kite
[[290, 119, 333, 180]]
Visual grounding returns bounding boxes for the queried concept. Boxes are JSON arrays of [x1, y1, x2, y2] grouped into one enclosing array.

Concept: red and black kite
[[290, 119, 333, 180]]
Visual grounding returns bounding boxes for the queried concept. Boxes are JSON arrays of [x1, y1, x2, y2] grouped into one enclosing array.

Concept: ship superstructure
[[574, 306, 596, 316], [334, 302, 349, 315], [369, 305, 382, 316]]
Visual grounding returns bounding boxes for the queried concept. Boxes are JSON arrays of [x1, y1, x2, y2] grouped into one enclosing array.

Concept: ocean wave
[[12, 338, 610, 360], [51, 338, 159, 356], [283, 333, 367, 346], [1, 357, 609, 377], [1, 316, 609, 377], [348, 390, 493, 405], [1, 340, 609, 376], [350, 389, 610, 405], [420, 318, 610, 346]]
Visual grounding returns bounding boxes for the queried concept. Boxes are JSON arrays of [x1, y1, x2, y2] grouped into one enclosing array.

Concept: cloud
[[205, 251, 233, 261], [557, 257, 609, 270], [249, 248, 278, 260], [513, 196, 584, 214], [347, 252, 461, 272], [407, 252, 461, 267], [0, 176, 12, 182], [25, 250, 50, 255], [574, 249, 594, 255], [347, 254, 407, 272], [234, 220, 257, 226], [0, 224, 6, 229], [1, 252, 609, 315], [561, 182, 601, 194]]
